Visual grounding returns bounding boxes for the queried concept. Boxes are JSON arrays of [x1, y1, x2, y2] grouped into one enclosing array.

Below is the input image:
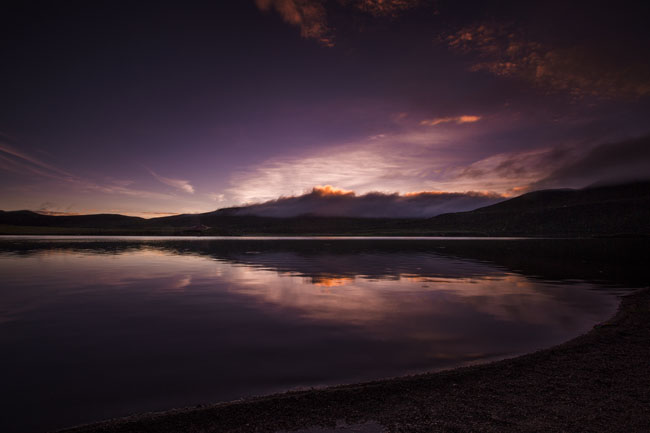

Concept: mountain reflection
[[0, 238, 647, 433], [2, 237, 647, 287]]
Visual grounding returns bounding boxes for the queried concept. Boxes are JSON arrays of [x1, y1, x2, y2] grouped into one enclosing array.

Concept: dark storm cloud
[[535, 135, 650, 189], [230, 185, 503, 218]]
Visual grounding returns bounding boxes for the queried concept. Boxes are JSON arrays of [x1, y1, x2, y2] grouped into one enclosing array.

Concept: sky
[[2, 0, 650, 217]]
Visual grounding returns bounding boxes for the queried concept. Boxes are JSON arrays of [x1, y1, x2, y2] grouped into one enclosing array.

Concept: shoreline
[[2, 232, 648, 239], [59, 287, 650, 433]]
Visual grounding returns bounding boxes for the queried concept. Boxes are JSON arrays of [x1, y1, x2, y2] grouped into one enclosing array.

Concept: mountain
[[0, 211, 143, 228], [1, 181, 649, 236], [422, 181, 650, 236], [212, 187, 504, 218]]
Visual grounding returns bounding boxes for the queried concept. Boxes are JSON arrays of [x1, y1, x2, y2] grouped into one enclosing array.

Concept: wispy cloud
[[454, 146, 576, 195], [420, 115, 481, 126], [0, 139, 176, 200], [453, 134, 650, 194], [84, 183, 175, 200], [0, 142, 76, 181], [146, 168, 195, 194], [226, 128, 498, 204], [35, 206, 179, 218], [227, 123, 649, 204], [533, 134, 650, 189], [207, 193, 226, 202]]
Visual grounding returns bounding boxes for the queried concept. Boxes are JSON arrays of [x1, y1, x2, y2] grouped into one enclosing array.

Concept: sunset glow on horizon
[[2, 1, 649, 217]]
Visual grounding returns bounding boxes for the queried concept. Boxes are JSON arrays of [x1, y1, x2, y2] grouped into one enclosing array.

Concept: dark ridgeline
[[1, 181, 649, 236], [0, 211, 144, 228], [424, 180, 650, 236]]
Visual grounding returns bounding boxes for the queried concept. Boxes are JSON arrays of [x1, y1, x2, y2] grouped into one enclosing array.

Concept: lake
[[0, 237, 647, 433]]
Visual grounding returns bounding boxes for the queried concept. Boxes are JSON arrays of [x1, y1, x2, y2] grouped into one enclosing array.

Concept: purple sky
[[2, 1, 649, 217]]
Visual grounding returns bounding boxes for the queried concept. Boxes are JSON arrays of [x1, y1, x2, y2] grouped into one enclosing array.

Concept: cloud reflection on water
[[1, 243, 618, 337], [0, 239, 640, 433]]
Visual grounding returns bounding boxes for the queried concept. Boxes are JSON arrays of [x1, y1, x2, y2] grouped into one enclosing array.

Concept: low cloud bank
[[229, 186, 504, 218]]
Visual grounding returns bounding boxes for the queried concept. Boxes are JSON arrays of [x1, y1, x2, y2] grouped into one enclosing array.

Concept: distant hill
[[422, 181, 650, 236], [143, 211, 417, 235], [0, 211, 143, 228], [1, 181, 649, 236]]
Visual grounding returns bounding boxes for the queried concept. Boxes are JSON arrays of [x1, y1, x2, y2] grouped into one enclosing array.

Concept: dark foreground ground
[[59, 288, 650, 433]]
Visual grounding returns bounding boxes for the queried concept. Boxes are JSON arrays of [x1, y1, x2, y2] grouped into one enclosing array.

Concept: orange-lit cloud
[[255, 0, 334, 46], [226, 124, 650, 207], [310, 275, 355, 287], [229, 185, 503, 218], [445, 24, 650, 99], [311, 185, 354, 196], [420, 115, 481, 126], [255, 0, 425, 46], [226, 128, 505, 203]]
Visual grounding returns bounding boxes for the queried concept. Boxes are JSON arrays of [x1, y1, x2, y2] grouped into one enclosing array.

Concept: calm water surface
[[0, 237, 646, 433]]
